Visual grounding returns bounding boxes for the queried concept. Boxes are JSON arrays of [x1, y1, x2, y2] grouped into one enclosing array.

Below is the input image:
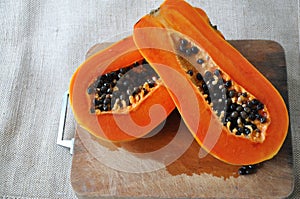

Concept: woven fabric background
[[0, 0, 299, 198]]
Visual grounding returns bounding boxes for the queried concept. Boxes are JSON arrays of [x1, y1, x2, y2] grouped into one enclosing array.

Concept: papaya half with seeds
[[69, 7, 221, 142], [133, 0, 289, 165], [69, 36, 175, 142]]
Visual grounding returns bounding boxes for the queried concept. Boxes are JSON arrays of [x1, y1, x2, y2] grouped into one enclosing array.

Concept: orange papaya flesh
[[68, 7, 221, 142], [193, 7, 224, 39], [133, 0, 289, 165], [69, 36, 175, 142]]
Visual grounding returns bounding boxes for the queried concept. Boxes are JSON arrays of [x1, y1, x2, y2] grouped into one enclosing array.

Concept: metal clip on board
[[57, 90, 74, 154]]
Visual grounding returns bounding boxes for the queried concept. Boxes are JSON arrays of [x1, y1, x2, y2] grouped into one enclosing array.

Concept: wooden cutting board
[[71, 40, 294, 198]]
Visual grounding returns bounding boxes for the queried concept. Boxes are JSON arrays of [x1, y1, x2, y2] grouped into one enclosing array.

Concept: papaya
[[69, 7, 222, 142], [69, 36, 175, 142], [133, 0, 289, 165]]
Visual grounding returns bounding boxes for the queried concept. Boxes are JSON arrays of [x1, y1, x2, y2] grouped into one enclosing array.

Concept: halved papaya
[[69, 6, 223, 142], [133, 0, 289, 164], [69, 36, 175, 142]]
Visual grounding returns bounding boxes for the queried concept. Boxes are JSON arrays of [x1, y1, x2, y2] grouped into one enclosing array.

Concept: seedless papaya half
[[133, 0, 289, 164], [69, 36, 175, 142]]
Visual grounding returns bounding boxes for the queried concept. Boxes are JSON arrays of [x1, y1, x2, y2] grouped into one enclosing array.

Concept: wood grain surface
[[71, 40, 293, 199]]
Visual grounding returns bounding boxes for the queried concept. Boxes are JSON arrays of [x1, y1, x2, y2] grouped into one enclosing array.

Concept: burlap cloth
[[0, 0, 299, 198]]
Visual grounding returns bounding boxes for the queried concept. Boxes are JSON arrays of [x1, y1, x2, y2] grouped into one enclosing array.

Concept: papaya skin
[[133, 0, 289, 165], [69, 36, 175, 142]]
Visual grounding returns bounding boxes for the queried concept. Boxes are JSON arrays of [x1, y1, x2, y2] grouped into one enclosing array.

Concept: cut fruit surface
[[69, 36, 175, 142], [133, 0, 289, 165]]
